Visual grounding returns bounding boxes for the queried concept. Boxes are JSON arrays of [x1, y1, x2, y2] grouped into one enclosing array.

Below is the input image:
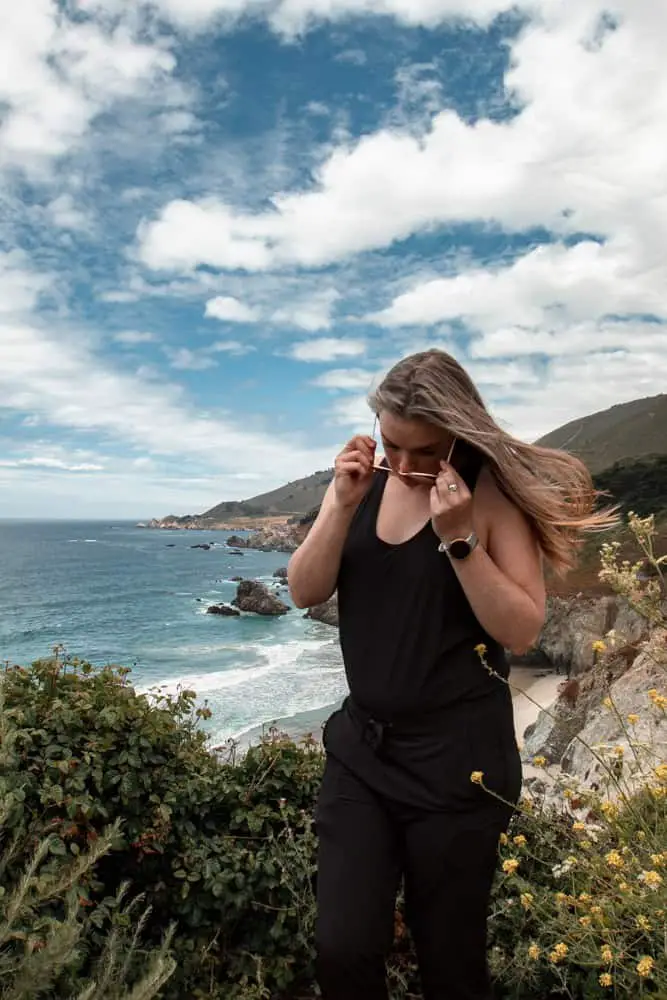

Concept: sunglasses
[[370, 416, 456, 481]]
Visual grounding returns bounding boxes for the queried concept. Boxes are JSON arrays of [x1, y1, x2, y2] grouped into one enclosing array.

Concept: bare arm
[[287, 482, 357, 607], [288, 435, 376, 608], [431, 464, 546, 655], [452, 469, 546, 655]]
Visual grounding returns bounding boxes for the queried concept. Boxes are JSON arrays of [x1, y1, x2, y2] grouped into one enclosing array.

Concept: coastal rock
[[305, 594, 339, 627], [273, 567, 288, 579], [561, 646, 667, 788], [206, 603, 241, 617], [191, 543, 212, 550], [522, 690, 585, 766], [226, 535, 248, 548], [528, 595, 649, 677], [232, 579, 290, 616]]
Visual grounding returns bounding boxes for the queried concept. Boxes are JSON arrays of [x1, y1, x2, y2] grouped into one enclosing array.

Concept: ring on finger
[[447, 482, 458, 493]]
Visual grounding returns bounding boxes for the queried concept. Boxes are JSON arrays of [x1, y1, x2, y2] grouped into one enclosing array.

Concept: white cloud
[[135, 0, 667, 348], [271, 289, 340, 331], [0, 2, 177, 175], [311, 368, 375, 390], [289, 337, 366, 361], [370, 240, 667, 334], [146, 0, 511, 33], [0, 456, 104, 472], [209, 340, 256, 355], [0, 251, 52, 314], [205, 295, 260, 322], [113, 330, 158, 344], [0, 323, 333, 487], [164, 346, 218, 370], [46, 193, 92, 231]]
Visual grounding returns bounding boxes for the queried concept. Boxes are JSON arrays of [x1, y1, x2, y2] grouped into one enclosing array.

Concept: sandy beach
[[237, 665, 563, 751]]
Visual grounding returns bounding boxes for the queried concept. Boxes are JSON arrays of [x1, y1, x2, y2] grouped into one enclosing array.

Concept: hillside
[[535, 394, 667, 474], [200, 468, 334, 520], [148, 395, 667, 526]]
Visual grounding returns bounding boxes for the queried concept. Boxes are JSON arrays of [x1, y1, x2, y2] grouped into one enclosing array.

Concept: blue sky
[[1, 0, 665, 519]]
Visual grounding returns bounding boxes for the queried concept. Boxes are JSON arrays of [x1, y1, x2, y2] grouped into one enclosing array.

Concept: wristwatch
[[438, 531, 479, 560]]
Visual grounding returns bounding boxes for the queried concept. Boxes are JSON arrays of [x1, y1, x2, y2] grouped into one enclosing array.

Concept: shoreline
[[231, 665, 562, 752]]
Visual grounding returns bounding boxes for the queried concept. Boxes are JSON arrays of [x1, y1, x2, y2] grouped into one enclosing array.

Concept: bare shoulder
[[474, 463, 545, 602], [472, 463, 537, 545], [474, 464, 516, 514]]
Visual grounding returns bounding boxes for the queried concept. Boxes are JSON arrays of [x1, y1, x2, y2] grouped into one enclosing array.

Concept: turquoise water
[[0, 520, 346, 744]]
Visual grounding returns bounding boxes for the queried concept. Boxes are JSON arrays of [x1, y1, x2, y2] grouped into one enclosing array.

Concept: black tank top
[[337, 445, 508, 721], [322, 445, 521, 812]]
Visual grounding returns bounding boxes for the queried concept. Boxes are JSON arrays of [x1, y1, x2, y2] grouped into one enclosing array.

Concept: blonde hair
[[368, 349, 618, 575]]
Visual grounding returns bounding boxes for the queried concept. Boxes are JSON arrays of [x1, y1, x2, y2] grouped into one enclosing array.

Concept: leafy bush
[[0, 684, 176, 999], [1, 655, 322, 998]]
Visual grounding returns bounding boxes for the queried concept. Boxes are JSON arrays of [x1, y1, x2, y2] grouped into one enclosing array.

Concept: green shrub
[[0, 683, 176, 999], [1, 654, 322, 998]]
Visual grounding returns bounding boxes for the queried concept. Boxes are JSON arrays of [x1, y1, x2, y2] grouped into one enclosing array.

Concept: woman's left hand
[[430, 461, 474, 542]]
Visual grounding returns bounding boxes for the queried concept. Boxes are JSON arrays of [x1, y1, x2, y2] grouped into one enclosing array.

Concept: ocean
[[0, 520, 348, 746]]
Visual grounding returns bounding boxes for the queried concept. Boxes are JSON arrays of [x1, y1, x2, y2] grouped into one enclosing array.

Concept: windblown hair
[[368, 349, 619, 575]]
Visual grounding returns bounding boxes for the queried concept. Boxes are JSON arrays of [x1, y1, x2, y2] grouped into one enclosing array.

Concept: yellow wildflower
[[527, 943, 540, 961], [655, 763, 667, 782], [613, 744, 625, 757], [639, 870, 662, 890], [650, 853, 665, 868], [474, 643, 487, 656], [601, 801, 618, 819], [592, 640, 607, 653], [572, 821, 586, 832], [513, 834, 527, 847], [605, 850, 624, 869], [591, 905, 603, 917], [532, 755, 547, 768], [520, 893, 533, 910], [601, 945, 613, 964], [636, 956, 654, 979], [648, 689, 667, 710], [618, 881, 629, 892], [470, 770, 484, 785], [603, 697, 613, 709], [502, 858, 519, 875], [636, 915, 652, 932], [599, 973, 612, 987], [499, 832, 508, 845], [579, 915, 592, 927], [651, 784, 666, 799], [549, 942, 568, 964], [627, 713, 639, 725], [578, 892, 591, 903]]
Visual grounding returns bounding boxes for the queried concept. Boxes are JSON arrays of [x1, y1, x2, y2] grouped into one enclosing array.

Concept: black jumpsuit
[[314, 450, 522, 1000]]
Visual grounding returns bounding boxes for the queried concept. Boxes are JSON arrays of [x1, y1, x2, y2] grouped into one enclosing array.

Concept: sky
[[1, 0, 665, 519]]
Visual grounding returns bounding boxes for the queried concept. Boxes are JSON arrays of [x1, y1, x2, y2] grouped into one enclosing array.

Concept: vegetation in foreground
[[1, 513, 665, 999]]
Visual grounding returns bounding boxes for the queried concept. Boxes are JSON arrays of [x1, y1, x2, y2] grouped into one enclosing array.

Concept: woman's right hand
[[333, 435, 377, 510]]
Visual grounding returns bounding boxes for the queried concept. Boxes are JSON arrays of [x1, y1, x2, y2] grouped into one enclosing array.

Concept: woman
[[287, 349, 614, 1000]]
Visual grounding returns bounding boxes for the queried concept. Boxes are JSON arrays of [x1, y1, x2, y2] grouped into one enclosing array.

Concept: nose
[[397, 452, 414, 476]]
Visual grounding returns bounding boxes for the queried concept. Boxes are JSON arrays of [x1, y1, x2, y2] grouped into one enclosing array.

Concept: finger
[[338, 463, 372, 481], [339, 449, 372, 468], [337, 458, 372, 476]]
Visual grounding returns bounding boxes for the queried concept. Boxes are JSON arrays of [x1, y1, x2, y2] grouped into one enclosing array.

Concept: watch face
[[448, 538, 471, 559]]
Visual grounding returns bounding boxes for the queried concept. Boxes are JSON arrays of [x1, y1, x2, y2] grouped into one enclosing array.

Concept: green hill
[[535, 394, 667, 474], [187, 395, 667, 521], [200, 469, 334, 520]]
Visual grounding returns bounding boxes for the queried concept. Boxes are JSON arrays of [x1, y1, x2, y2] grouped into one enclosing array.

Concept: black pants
[[314, 755, 512, 1000]]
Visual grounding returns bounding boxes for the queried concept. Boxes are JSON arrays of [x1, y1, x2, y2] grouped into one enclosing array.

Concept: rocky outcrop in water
[[206, 603, 240, 617], [232, 579, 290, 616]]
